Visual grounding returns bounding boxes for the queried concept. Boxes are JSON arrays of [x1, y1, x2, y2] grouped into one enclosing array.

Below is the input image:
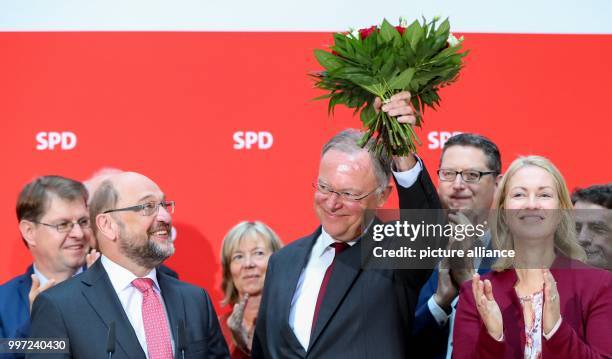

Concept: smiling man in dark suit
[[252, 93, 439, 358], [28, 172, 228, 359], [1, 176, 90, 359]]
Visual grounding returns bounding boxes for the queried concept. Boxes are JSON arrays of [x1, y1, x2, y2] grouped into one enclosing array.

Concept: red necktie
[[132, 278, 173, 359], [311, 242, 350, 333]]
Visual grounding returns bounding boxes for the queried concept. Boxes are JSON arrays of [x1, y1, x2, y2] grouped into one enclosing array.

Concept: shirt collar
[[313, 227, 358, 258], [100, 255, 159, 293], [33, 264, 83, 288]]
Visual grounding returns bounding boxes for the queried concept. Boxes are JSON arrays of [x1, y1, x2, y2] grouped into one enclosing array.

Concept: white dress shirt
[[288, 229, 357, 350], [424, 232, 492, 358], [288, 162, 423, 350], [100, 255, 174, 358], [33, 264, 83, 287]]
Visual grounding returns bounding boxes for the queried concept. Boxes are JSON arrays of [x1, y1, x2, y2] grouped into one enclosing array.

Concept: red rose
[[359, 26, 377, 39], [395, 26, 406, 35]]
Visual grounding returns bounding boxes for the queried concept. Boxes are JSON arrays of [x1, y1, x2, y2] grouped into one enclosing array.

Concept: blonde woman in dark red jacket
[[453, 156, 612, 359]]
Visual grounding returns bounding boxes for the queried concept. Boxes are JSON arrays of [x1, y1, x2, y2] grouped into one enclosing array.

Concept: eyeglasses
[[103, 201, 175, 216], [313, 182, 381, 201], [437, 169, 498, 183], [33, 218, 91, 233]]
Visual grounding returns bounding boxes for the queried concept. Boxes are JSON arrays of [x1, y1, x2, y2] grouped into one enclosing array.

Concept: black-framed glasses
[[313, 182, 381, 202], [103, 201, 175, 216], [33, 218, 91, 233], [437, 169, 498, 183]]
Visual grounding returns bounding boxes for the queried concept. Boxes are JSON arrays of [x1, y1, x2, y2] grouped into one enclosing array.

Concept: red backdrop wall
[[1, 32, 611, 311]]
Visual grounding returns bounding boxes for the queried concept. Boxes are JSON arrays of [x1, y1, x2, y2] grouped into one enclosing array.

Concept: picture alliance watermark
[[360, 208, 603, 270]]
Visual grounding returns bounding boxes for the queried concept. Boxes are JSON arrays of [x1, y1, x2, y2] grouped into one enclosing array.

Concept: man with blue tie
[[0, 176, 91, 359]]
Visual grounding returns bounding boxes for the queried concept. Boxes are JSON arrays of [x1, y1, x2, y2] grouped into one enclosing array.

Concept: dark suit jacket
[[252, 166, 439, 359], [26, 259, 229, 359], [0, 263, 175, 341], [453, 255, 612, 359], [158, 264, 179, 279], [0, 267, 33, 359], [413, 256, 495, 359]]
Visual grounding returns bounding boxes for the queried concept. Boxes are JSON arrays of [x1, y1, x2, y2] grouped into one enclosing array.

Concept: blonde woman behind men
[[219, 221, 282, 358]]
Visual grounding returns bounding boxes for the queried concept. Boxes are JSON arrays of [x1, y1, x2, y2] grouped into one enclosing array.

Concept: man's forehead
[[112, 172, 164, 202], [321, 149, 372, 170], [575, 201, 606, 211], [441, 145, 488, 168], [575, 201, 612, 221], [42, 194, 87, 218]]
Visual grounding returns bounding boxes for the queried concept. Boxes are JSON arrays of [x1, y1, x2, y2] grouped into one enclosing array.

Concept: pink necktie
[[132, 278, 173, 359]]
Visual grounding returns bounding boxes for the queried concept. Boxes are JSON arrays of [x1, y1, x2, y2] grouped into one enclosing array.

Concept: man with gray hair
[[252, 93, 440, 358], [82, 167, 179, 278], [28, 172, 228, 358]]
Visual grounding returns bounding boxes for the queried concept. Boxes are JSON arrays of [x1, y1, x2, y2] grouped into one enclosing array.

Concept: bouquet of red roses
[[312, 17, 467, 157]]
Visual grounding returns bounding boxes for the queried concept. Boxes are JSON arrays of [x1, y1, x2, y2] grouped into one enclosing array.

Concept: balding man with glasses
[[0, 175, 91, 358], [27, 171, 228, 359]]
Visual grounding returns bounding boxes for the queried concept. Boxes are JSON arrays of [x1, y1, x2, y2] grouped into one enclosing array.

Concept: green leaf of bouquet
[[327, 95, 339, 115], [380, 19, 400, 44], [333, 33, 348, 46], [397, 46, 416, 66], [432, 44, 462, 61], [359, 83, 385, 97], [411, 71, 439, 88], [314, 49, 343, 71], [379, 54, 396, 79], [360, 104, 377, 127], [312, 93, 334, 101], [342, 73, 377, 86], [405, 20, 420, 37], [435, 18, 450, 38], [388, 67, 415, 90], [409, 22, 423, 51]]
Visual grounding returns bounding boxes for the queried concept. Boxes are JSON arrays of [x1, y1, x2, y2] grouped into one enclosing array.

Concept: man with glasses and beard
[[28, 172, 228, 359], [82, 167, 179, 278]]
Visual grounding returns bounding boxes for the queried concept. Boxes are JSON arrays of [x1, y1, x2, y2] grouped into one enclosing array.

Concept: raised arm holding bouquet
[[312, 17, 467, 158]]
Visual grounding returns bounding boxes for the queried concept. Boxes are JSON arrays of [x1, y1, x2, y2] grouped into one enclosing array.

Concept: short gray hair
[[89, 179, 119, 237], [321, 129, 392, 188]]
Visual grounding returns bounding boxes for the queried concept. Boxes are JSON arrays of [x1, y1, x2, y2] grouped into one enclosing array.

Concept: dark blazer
[[252, 166, 439, 359], [413, 255, 495, 359], [0, 267, 34, 359], [27, 259, 229, 359], [453, 255, 612, 359]]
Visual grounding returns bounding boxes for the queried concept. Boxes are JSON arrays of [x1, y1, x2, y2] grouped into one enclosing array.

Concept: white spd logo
[[36, 132, 77, 150], [233, 131, 273, 150], [427, 131, 462, 150]]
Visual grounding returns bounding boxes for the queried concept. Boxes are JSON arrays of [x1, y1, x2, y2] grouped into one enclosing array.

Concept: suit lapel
[[279, 229, 319, 355], [308, 236, 362, 349], [157, 271, 185, 356], [17, 266, 34, 317], [80, 260, 146, 359]]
